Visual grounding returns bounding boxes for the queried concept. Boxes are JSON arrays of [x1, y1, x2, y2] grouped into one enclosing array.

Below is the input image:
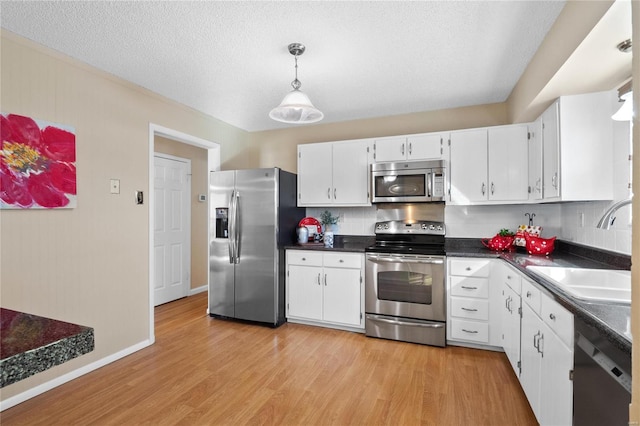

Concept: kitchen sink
[[526, 266, 631, 304]]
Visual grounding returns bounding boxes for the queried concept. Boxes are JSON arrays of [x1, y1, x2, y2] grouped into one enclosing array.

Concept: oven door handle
[[367, 314, 445, 328], [367, 255, 444, 265]]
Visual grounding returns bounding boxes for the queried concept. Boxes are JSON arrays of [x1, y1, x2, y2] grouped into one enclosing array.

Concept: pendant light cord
[[291, 54, 301, 90]]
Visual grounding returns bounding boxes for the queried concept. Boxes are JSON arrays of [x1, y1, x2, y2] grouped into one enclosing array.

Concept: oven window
[[377, 271, 432, 304], [374, 174, 426, 198]]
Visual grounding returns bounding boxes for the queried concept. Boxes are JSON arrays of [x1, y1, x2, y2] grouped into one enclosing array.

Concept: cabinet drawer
[[450, 276, 489, 298], [450, 319, 489, 343], [541, 294, 573, 347], [451, 297, 489, 320], [503, 269, 522, 295], [449, 259, 491, 277], [521, 278, 541, 314], [323, 252, 362, 269], [287, 250, 323, 267]]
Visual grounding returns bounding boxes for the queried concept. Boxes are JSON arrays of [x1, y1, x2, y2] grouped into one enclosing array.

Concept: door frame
[[148, 123, 220, 343], [153, 153, 191, 306]]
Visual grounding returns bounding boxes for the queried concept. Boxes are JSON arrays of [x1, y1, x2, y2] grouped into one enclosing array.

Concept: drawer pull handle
[[549, 313, 556, 321], [461, 286, 478, 290], [302, 257, 306, 261], [465, 267, 472, 271], [462, 329, 478, 334], [507, 275, 512, 280], [526, 291, 532, 298], [339, 259, 344, 263], [461, 307, 478, 312]]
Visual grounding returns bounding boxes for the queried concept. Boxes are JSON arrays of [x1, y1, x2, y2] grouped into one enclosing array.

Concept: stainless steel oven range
[[365, 220, 446, 347]]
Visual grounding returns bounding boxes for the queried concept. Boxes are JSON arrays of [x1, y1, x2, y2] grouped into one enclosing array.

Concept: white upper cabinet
[[297, 139, 372, 207], [449, 125, 529, 205], [449, 128, 488, 204], [528, 117, 543, 201], [374, 132, 446, 162], [297, 142, 334, 205], [539, 91, 614, 201], [487, 125, 529, 202]]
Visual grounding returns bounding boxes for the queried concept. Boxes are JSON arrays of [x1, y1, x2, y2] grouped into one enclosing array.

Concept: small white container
[[324, 231, 334, 248], [296, 226, 308, 244]]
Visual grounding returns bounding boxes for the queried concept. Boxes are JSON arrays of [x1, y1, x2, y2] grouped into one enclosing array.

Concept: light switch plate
[[110, 179, 120, 194]]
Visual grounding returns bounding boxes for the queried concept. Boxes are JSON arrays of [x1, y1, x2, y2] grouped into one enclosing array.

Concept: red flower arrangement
[[1, 113, 76, 209]]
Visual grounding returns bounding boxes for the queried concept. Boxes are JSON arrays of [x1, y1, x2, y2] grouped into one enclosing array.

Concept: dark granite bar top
[[446, 238, 632, 354], [285, 235, 375, 253], [0, 308, 94, 387]]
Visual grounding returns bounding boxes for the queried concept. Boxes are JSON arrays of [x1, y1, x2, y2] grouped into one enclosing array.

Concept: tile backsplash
[[306, 199, 631, 255]]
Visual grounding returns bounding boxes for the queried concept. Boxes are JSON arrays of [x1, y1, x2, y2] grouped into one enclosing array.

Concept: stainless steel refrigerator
[[209, 168, 304, 326]]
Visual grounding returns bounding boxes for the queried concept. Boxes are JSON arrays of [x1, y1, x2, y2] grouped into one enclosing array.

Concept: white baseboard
[[0, 339, 153, 412], [189, 285, 207, 296]]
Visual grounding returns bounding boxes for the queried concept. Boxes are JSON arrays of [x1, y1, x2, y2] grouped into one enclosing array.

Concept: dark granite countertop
[[0, 308, 94, 387], [285, 235, 375, 253], [446, 238, 632, 354]]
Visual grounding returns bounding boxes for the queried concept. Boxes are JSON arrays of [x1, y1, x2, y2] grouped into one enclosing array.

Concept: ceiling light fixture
[[269, 43, 324, 124]]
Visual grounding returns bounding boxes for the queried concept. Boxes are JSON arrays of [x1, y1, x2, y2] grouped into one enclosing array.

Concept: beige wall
[[506, 0, 614, 123], [0, 30, 251, 401], [154, 136, 209, 291], [630, 0, 639, 421]]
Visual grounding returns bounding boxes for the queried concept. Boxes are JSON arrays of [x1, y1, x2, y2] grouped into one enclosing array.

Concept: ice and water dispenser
[[215, 208, 229, 238]]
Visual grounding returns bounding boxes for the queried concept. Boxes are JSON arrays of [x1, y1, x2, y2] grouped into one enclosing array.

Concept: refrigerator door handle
[[228, 190, 236, 264], [234, 191, 241, 264]]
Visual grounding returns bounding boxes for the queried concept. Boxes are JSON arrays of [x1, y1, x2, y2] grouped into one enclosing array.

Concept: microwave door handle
[[427, 171, 432, 198]]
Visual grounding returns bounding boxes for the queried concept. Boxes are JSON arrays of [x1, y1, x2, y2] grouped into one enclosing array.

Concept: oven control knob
[[436, 225, 443, 231], [421, 224, 427, 229], [384, 224, 389, 229], [429, 225, 436, 230]]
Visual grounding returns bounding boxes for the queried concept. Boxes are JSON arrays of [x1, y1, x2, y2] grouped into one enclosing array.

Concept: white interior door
[[154, 154, 190, 306]]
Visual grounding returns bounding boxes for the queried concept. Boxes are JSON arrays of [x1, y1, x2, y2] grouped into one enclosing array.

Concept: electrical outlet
[[110, 179, 120, 194]]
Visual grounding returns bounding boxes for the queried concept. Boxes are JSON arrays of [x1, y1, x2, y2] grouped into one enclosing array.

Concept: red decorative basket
[[524, 234, 556, 256], [481, 235, 515, 251]]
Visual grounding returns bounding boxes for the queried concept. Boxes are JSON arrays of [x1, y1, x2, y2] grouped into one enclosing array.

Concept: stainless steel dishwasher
[[573, 317, 631, 425]]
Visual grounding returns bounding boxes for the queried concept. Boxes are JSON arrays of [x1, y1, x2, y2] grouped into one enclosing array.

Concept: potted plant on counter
[[320, 210, 339, 248], [320, 210, 339, 233]]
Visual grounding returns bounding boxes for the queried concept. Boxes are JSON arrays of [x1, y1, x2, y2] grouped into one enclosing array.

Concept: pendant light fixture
[[269, 43, 324, 124]]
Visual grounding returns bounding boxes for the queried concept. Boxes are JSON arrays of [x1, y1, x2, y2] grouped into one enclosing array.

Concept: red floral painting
[[1, 113, 76, 209]]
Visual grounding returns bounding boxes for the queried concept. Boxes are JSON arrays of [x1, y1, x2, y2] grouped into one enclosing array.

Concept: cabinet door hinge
[[569, 370, 574, 381], [360, 312, 363, 320], [527, 131, 531, 140], [298, 193, 301, 199], [287, 303, 289, 312], [287, 270, 289, 277], [448, 138, 451, 146], [517, 361, 521, 375], [298, 152, 301, 158], [518, 306, 522, 317], [367, 146, 370, 153]]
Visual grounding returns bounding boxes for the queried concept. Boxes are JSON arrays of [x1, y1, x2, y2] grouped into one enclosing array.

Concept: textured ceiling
[[0, 1, 566, 132]]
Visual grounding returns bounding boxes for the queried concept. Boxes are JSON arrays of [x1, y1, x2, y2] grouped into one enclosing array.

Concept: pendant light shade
[[269, 43, 324, 124]]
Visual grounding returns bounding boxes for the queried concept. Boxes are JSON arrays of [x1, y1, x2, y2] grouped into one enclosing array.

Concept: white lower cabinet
[[286, 250, 364, 331], [519, 277, 574, 426], [497, 262, 522, 377], [447, 258, 502, 347]]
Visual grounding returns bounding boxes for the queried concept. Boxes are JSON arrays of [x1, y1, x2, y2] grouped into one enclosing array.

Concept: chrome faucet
[[596, 198, 633, 229]]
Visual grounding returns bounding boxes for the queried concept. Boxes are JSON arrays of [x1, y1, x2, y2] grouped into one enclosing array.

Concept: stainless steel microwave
[[371, 160, 446, 203]]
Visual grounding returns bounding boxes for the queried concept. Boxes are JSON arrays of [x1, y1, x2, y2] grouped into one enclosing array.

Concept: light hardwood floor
[[1, 292, 536, 425]]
